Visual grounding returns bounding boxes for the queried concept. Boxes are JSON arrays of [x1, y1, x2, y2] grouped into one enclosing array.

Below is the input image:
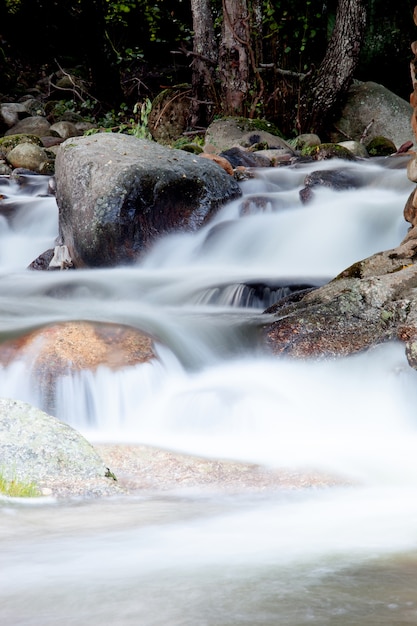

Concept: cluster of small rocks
[[0, 98, 89, 175], [1, 77, 414, 178]]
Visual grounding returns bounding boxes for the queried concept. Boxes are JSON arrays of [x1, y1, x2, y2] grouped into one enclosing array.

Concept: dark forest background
[[0, 0, 416, 136]]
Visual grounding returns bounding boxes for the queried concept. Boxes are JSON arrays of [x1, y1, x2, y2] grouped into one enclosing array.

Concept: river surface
[[1, 158, 417, 625]]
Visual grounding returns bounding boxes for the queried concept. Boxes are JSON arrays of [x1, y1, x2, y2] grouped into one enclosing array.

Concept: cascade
[[1, 158, 417, 625]]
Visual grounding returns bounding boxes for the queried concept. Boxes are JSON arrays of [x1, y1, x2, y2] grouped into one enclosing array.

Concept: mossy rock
[[366, 136, 397, 157], [148, 84, 192, 145], [205, 117, 291, 154], [172, 136, 204, 153], [0, 133, 43, 155], [219, 116, 285, 139], [301, 143, 357, 161], [175, 143, 204, 154]]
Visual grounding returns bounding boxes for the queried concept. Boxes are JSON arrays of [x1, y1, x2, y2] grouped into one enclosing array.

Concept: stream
[[1, 157, 417, 625]]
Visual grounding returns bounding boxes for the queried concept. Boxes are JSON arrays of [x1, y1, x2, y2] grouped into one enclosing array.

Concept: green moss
[[366, 136, 397, 157], [333, 261, 364, 280], [0, 471, 41, 497], [217, 116, 284, 138], [301, 143, 356, 160], [0, 134, 43, 154], [172, 138, 204, 153]]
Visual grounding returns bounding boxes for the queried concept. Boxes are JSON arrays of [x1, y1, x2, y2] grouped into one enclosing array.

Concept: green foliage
[[127, 98, 153, 139], [49, 98, 98, 123], [0, 471, 41, 498], [105, 0, 137, 25], [4, 0, 21, 13], [82, 98, 153, 138], [262, 0, 325, 70]]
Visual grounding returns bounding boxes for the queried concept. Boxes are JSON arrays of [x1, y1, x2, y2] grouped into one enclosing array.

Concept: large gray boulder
[[54, 133, 242, 267], [331, 81, 413, 150], [0, 397, 119, 497]]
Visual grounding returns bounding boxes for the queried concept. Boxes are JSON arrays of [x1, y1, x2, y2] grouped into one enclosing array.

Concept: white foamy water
[[1, 160, 417, 625]]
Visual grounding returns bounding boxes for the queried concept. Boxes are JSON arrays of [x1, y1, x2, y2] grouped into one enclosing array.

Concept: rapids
[[1, 157, 417, 625]]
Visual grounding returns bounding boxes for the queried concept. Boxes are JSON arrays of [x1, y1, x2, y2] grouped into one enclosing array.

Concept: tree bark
[[218, 0, 250, 116], [190, 0, 218, 127], [299, 0, 367, 136]]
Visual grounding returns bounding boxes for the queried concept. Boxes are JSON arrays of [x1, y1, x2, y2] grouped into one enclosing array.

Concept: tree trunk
[[218, 0, 250, 116], [299, 0, 367, 136], [190, 0, 218, 128]]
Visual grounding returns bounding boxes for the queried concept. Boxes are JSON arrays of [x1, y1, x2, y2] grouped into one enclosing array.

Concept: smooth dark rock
[[55, 133, 242, 267]]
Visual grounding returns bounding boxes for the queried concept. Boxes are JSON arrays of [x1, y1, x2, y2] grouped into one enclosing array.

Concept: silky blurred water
[[1, 160, 417, 625]]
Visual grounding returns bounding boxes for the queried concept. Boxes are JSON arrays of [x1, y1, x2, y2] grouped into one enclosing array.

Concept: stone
[[0, 397, 113, 486], [0, 321, 156, 414], [54, 133, 242, 267], [300, 143, 357, 161], [204, 117, 292, 154], [337, 141, 369, 158], [407, 157, 417, 183], [148, 85, 191, 144], [262, 234, 417, 370], [299, 167, 365, 204], [6, 143, 54, 174], [0, 103, 27, 129], [199, 152, 234, 175], [0, 133, 44, 155], [366, 136, 397, 157], [331, 81, 413, 150], [49, 121, 81, 139], [291, 134, 321, 150], [4, 115, 52, 138]]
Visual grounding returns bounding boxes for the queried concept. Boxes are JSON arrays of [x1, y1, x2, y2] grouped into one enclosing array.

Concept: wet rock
[[366, 136, 397, 157], [301, 143, 357, 161], [238, 194, 288, 215], [199, 152, 234, 175], [219, 146, 271, 168], [263, 238, 417, 368], [28, 248, 55, 270], [299, 168, 365, 203], [54, 133, 241, 267], [0, 321, 157, 414], [0, 321, 155, 372], [403, 187, 417, 227]]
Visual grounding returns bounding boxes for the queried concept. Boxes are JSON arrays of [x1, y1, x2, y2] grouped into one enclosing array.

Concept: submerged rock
[[0, 321, 156, 414], [299, 167, 365, 203]]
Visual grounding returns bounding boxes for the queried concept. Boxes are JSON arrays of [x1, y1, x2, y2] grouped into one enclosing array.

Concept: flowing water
[[1, 159, 417, 625]]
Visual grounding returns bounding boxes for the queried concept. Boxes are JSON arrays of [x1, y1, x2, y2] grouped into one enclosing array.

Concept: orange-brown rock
[[0, 322, 156, 410], [404, 186, 417, 227], [0, 321, 156, 371], [199, 152, 234, 175]]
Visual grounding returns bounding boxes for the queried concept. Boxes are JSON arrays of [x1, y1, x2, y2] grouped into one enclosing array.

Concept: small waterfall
[[191, 279, 323, 308]]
